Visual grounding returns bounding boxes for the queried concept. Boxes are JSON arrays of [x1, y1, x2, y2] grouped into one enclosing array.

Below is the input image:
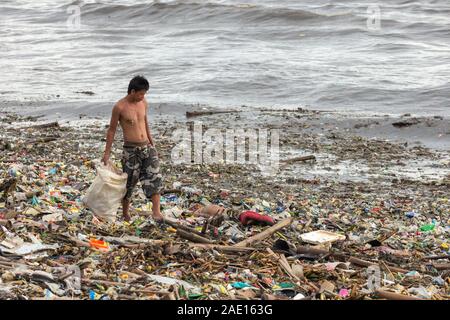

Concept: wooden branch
[[189, 243, 255, 253], [65, 235, 91, 248], [267, 248, 300, 281], [29, 122, 60, 129], [267, 248, 318, 292], [281, 155, 316, 165], [295, 246, 409, 273], [433, 263, 450, 270], [82, 278, 127, 287], [375, 290, 425, 301], [186, 110, 240, 118], [164, 218, 208, 238], [176, 229, 214, 244], [234, 217, 293, 248], [421, 255, 450, 261], [26, 136, 59, 144], [0, 159, 58, 163], [348, 257, 409, 274], [102, 236, 166, 246]]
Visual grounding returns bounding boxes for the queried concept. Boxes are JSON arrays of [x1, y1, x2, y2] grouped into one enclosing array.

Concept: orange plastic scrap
[[89, 238, 110, 252]]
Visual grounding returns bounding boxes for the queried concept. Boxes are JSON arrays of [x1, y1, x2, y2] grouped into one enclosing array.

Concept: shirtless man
[[102, 75, 163, 222]]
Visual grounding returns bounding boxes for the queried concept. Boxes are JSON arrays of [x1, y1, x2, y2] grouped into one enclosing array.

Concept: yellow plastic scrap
[[69, 207, 80, 214], [219, 285, 228, 295]]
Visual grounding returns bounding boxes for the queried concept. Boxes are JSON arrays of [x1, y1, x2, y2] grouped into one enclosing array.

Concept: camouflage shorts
[[121, 144, 163, 200]]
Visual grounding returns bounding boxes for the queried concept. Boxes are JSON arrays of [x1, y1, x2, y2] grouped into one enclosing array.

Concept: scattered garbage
[[0, 111, 448, 300]]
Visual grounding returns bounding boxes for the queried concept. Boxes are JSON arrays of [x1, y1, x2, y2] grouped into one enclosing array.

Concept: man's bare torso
[[116, 97, 149, 144]]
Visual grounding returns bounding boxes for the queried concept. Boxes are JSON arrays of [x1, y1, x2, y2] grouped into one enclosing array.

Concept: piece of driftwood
[[281, 155, 316, 165], [375, 290, 425, 300], [29, 122, 60, 129], [234, 217, 293, 247], [188, 243, 255, 253], [26, 136, 59, 144], [0, 159, 57, 163], [392, 118, 420, 128], [267, 248, 318, 292], [433, 263, 450, 270], [186, 110, 240, 118], [295, 246, 409, 273], [421, 255, 450, 261], [164, 218, 208, 238], [102, 236, 167, 247], [348, 257, 409, 274], [82, 278, 127, 287], [176, 229, 214, 244], [267, 248, 300, 281]]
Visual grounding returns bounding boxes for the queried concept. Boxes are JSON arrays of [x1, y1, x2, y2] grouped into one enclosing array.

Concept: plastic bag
[[82, 160, 127, 223]]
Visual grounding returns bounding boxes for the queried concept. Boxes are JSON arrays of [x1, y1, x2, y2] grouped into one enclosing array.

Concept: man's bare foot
[[152, 212, 164, 222]]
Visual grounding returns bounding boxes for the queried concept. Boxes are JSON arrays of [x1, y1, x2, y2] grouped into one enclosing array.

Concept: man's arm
[[144, 100, 154, 147], [102, 104, 120, 165]]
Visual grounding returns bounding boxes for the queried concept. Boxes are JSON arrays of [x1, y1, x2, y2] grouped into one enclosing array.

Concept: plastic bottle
[[420, 223, 435, 232]]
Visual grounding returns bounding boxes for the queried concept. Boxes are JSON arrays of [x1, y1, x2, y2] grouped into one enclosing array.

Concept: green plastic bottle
[[420, 223, 435, 232]]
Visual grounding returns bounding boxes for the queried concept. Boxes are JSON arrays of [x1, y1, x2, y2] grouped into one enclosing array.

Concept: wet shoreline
[[1, 106, 449, 196]]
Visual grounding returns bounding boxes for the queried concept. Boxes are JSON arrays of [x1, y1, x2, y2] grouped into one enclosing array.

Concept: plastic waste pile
[[0, 113, 449, 300]]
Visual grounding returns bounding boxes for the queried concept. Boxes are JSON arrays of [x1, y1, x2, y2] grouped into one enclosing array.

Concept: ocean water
[[1, 0, 449, 116]]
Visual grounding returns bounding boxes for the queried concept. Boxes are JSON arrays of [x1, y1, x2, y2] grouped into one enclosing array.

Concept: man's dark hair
[[128, 75, 149, 94]]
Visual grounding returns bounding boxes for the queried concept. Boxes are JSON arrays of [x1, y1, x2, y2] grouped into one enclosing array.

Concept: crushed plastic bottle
[[420, 223, 435, 232]]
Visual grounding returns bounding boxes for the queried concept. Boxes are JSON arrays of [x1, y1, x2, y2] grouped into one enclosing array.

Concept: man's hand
[[102, 153, 110, 166]]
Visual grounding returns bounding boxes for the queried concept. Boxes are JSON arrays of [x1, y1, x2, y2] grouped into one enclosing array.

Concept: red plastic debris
[[239, 210, 274, 226]]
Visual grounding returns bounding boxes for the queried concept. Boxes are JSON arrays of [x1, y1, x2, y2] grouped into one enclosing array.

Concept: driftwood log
[[234, 217, 293, 247]]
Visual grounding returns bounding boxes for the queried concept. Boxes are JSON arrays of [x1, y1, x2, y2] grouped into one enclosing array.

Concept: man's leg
[[151, 193, 163, 221], [122, 198, 131, 222], [141, 145, 164, 222], [122, 146, 139, 222]]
